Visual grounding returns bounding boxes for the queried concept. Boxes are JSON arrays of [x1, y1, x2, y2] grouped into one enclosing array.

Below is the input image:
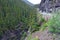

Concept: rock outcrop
[[39, 0, 60, 12]]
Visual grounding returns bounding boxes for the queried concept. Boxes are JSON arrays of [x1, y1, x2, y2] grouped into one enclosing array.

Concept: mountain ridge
[[22, 0, 34, 6]]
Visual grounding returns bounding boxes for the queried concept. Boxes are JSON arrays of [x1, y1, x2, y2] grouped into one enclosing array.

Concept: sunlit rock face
[[39, 0, 60, 12]]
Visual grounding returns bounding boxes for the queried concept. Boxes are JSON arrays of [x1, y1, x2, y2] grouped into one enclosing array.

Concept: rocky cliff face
[[39, 0, 60, 12]]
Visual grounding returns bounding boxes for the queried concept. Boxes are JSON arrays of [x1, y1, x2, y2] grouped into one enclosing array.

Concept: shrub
[[27, 35, 39, 40], [48, 12, 60, 33]]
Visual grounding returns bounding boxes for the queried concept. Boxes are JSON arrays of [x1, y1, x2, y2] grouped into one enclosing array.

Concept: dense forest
[[0, 0, 40, 40]]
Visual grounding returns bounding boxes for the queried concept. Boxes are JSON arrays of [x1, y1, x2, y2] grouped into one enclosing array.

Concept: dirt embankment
[[32, 27, 60, 40], [32, 27, 53, 40]]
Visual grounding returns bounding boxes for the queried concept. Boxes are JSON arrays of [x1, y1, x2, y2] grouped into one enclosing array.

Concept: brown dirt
[[32, 27, 53, 40]]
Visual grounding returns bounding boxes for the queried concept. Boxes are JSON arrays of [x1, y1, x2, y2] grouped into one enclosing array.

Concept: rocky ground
[[32, 27, 53, 40], [31, 27, 60, 40]]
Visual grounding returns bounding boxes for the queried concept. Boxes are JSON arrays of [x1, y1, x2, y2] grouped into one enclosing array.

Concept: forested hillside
[[0, 0, 39, 40]]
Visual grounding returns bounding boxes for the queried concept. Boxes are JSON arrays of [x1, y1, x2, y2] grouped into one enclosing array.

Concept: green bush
[[27, 35, 39, 40], [48, 12, 60, 33]]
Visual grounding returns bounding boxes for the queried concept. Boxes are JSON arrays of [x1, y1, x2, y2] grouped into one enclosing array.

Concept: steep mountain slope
[[0, 0, 37, 40], [22, 0, 34, 6]]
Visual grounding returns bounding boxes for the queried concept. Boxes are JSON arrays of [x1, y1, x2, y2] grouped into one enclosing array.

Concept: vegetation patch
[[46, 11, 60, 34]]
